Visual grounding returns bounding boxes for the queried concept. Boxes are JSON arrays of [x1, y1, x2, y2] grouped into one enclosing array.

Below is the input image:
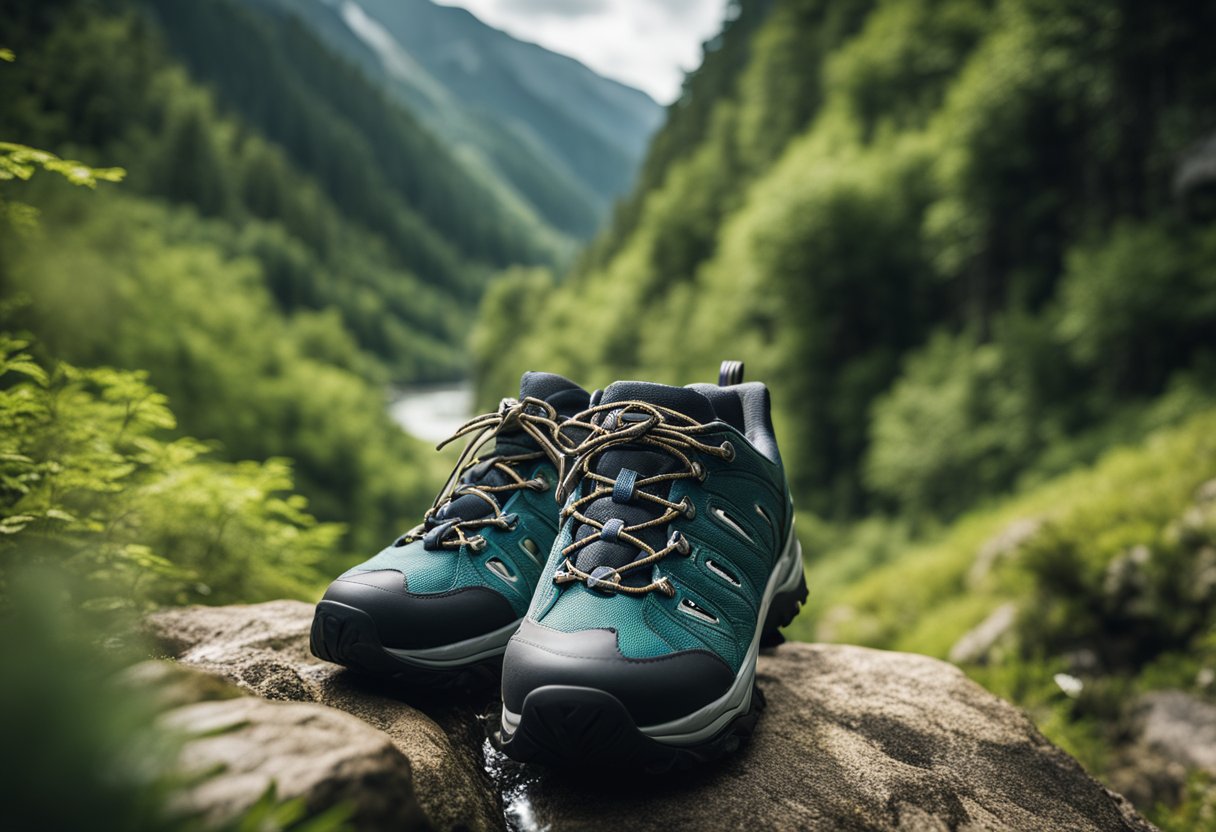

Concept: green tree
[[865, 330, 1040, 517]]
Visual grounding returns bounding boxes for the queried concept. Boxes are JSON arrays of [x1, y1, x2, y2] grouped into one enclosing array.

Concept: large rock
[[502, 644, 1153, 832], [164, 696, 431, 831], [147, 602, 1154, 832], [145, 601, 503, 832]]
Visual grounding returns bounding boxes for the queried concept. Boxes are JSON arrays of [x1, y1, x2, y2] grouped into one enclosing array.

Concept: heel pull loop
[[718, 360, 744, 386]]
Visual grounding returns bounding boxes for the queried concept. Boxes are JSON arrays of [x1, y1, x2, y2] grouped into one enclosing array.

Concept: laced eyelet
[[468, 535, 488, 552], [690, 461, 707, 481], [586, 565, 621, 595], [394, 525, 423, 547], [528, 473, 551, 492], [719, 441, 735, 462], [669, 530, 692, 556], [681, 498, 697, 520]]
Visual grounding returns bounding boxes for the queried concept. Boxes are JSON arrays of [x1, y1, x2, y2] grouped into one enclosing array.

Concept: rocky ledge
[[142, 601, 1152, 831]]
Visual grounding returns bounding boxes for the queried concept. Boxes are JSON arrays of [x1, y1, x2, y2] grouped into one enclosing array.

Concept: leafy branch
[[0, 142, 126, 188], [0, 48, 125, 230]]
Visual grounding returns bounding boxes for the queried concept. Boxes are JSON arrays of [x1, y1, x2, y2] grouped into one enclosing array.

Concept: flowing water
[[389, 381, 474, 442]]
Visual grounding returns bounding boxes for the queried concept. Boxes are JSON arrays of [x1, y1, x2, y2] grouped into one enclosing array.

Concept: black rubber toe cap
[[502, 618, 735, 726], [321, 570, 517, 650]]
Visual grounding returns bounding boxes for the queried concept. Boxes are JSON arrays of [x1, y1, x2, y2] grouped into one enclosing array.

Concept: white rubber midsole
[[501, 522, 804, 742], [384, 617, 519, 668]]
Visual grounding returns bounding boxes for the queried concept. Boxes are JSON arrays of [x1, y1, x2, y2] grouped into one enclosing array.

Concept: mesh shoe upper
[[503, 377, 794, 719], [321, 372, 589, 649]]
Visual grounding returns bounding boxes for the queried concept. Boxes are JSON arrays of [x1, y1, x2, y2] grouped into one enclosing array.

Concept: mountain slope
[[474, 0, 1216, 518], [0, 0, 511, 557], [241, 0, 664, 241], [142, 0, 555, 278]]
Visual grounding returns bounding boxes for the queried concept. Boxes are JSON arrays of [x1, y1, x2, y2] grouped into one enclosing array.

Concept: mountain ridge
[[244, 0, 664, 244], [398, 0, 661, 112]]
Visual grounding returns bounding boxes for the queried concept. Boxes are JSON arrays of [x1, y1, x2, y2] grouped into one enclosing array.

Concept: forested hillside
[[476, 0, 1216, 521], [143, 0, 555, 276], [474, 1, 1216, 822], [0, 0, 636, 566], [0, 0, 661, 590], [2, 0, 549, 375]]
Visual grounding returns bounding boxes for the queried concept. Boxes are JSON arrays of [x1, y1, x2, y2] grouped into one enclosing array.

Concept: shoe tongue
[[598, 380, 715, 424], [493, 371, 587, 457], [435, 372, 587, 526], [520, 371, 586, 410], [570, 382, 713, 586]]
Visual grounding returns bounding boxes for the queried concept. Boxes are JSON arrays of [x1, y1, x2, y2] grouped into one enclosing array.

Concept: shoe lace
[[396, 396, 565, 552], [550, 400, 734, 596]]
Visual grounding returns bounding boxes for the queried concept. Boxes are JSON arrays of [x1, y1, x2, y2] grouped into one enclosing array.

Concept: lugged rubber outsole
[[309, 600, 504, 693], [760, 564, 809, 647], [495, 569, 808, 768], [495, 682, 767, 773]]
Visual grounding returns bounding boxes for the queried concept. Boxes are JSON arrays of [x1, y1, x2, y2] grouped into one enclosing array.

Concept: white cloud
[[650, 0, 709, 18], [434, 0, 728, 104], [497, 0, 608, 17]]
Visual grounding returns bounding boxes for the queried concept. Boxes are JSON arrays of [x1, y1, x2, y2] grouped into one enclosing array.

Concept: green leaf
[[2, 358, 49, 386], [0, 515, 36, 533]]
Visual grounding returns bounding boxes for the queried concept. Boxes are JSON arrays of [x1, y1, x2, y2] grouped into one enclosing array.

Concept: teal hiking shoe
[[496, 362, 806, 768], [310, 372, 589, 689]]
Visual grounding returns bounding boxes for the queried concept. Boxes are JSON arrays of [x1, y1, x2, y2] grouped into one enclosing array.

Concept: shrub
[[0, 336, 342, 612]]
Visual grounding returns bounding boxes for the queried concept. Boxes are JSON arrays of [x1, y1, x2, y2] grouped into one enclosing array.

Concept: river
[[388, 381, 474, 443]]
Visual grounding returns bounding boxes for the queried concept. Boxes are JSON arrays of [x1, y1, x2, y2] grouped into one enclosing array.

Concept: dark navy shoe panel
[[321, 569, 517, 650], [502, 618, 735, 726]]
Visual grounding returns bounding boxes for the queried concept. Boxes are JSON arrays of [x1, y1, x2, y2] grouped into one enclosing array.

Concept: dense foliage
[[3, 184, 437, 558], [0, 0, 497, 558], [0, 119, 355, 830], [0, 121, 346, 607], [0, 336, 342, 609], [473, 0, 1216, 822], [0, 0, 532, 381], [475, 0, 1216, 522], [0, 331, 354, 830]]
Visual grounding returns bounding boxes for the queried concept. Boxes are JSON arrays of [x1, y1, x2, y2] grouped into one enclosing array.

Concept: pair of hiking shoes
[[310, 362, 805, 771]]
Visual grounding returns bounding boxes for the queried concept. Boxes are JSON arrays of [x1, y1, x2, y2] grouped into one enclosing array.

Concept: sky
[[433, 0, 729, 104]]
